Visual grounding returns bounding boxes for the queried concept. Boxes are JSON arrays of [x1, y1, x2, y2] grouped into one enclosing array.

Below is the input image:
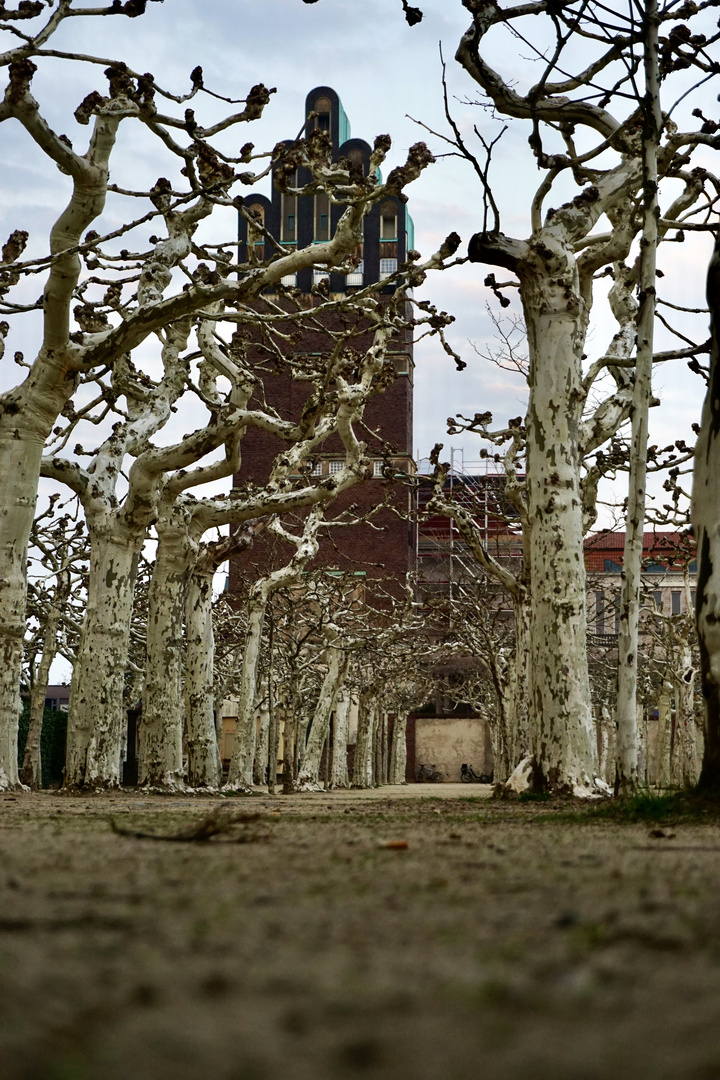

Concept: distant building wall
[[413, 716, 492, 782]]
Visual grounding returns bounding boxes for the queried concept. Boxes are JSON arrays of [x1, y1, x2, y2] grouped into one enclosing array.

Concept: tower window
[[315, 192, 330, 241], [380, 199, 397, 240], [281, 173, 297, 245], [671, 590, 681, 615], [379, 258, 398, 279], [314, 95, 332, 132], [329, 460, 344, 475]]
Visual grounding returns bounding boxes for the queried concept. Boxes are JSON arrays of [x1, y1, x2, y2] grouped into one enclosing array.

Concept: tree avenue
[[0, 1, 461, 790], [3, 0, 719, 797]]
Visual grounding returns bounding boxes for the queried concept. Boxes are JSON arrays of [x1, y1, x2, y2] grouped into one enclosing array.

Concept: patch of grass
[[518, 791, 551, 803], [533, 789, 720, 826]]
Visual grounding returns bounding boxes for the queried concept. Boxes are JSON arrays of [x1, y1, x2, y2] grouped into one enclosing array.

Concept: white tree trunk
[[253, 703, 270, 787], [226, 594, 266, 789], [523, 297, 597, 795], [139, 536, 191, 790], [298, 643, 348, 790], [389, 713, 407, 785], [0, 433, 46, 790], [674, 641, 698, 786], [616, 0, 661, 793], [657, 683, 673, 787], [596, 705, 613, 787], [692, 231, 720, 791], [65, 531, 141, 788], [185, 569, 221, 788], [352, 696, 376, 789], [329, 689, 351, 789], [0, 103, 120, 791]]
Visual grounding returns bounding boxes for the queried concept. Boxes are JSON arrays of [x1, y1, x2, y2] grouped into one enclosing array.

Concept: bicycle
[[416, 762, 443, 783], [460, 763, 493, 784]]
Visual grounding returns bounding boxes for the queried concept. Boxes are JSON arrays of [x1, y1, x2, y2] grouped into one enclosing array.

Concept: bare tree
[[0, 1, 445, 789], [424, 0, 718, 794]]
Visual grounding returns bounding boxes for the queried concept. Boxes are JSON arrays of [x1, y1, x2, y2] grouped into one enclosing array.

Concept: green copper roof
[[336, 94, 351, 145]]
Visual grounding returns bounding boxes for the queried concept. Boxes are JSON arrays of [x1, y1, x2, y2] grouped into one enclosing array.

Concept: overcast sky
[[2, 0, 713, 491]]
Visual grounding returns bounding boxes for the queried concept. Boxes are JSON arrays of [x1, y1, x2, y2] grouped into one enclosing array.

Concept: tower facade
[[230, 87, 415, 590]]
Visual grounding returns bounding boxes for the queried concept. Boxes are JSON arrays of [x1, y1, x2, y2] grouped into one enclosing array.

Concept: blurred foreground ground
[[2, 785, 720, 1080]]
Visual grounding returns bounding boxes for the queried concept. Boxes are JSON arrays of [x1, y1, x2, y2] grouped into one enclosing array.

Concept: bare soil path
[[2, 786, 720, 1080]]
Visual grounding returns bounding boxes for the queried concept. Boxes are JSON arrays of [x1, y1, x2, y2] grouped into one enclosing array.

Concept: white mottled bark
[[185, 568, 221, 788], [66, 531, 140, 788], [329, 689, 351, 789], [596, 705, 612, 787], [389, 713, 407, 785], [615, 0, 661, 793], [672, 641, 698, 787], [0, 436, 44, 790], [298, 638, 348, 790], [226, 595, 266, 789], [226, 511, 322, 790], [352, 697, 376, 789], [692, 232, 720, 791], [523, 283, 597, 795], [0, 102, 120, 789], [253, 704, 270, 787], [139, 532, 192, 790], [657, 682, 673, 787]]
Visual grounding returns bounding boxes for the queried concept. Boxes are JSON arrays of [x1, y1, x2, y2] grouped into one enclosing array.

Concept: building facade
[[230, 86, 415, 590]]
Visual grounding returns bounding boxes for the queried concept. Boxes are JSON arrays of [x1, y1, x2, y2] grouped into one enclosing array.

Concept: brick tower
[[230, 87, 415, 592]]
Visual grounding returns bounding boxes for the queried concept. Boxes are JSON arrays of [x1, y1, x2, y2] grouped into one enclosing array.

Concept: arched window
[[347, 148, 365, 177], [380, 199, 397, 240], [314, 95, 331, 132]]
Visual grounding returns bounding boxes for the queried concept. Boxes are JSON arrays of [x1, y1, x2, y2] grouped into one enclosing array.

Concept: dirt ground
[[2, 785, 720, 1080]]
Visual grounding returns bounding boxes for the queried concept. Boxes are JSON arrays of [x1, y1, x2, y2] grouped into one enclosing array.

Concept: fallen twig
[[108, 807, 269, 843]]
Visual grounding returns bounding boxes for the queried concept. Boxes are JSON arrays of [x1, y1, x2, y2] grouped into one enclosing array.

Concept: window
[[281, 171, 297, 245], [380, 199, 397, 240], [653, 590, 663, 611], [671, 590, 682, 616], [313, 269, 329, 287], [280, 273, 297, 287], [329, 460, 344, 475], [311, 462, 322, 476], [691, 589, 696, 608], [373, 460, 385, 477], [595, 592, 604, 635], [315, 192, 330, 241], [614, 596, 620, 635], [314, 95, 331, 131], [379, 258, 397, 279]]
